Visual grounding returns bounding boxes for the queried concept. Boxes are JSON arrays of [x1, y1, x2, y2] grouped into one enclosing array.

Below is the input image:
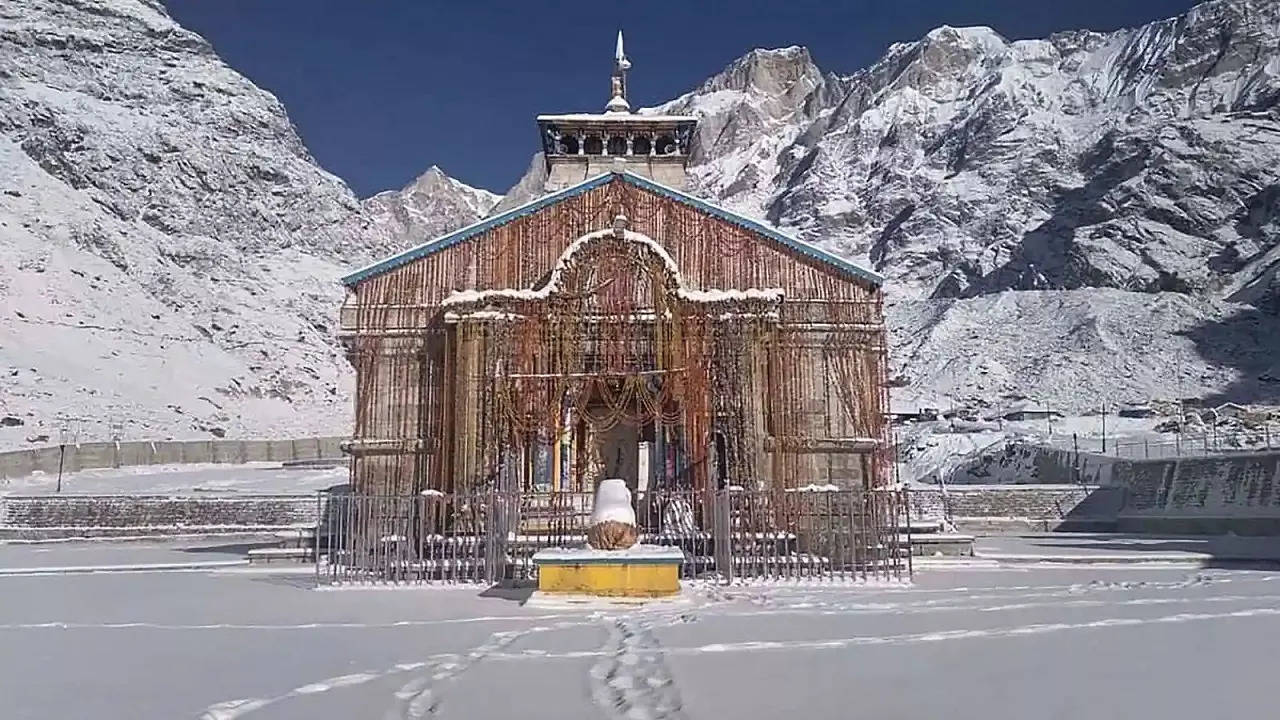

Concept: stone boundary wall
[[908, 485, 1122, 533], [0, 436, 346, 480], [912, 450, 1280, 535], [0, 494, 327, 540], [7, 452, 1280, 538], [949, 442, 1122, 485], [1114, 454, 1280, 534]]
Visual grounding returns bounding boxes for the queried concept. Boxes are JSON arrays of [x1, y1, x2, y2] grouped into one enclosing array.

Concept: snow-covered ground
[[1, 546, 1279, 719], [0, 461, 348, 496], [895, 414, 1165, 484]]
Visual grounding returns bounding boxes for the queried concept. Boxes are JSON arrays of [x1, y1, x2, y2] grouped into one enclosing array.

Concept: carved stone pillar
[[454, 323, 482, 492], [748, 326, 773, 489]]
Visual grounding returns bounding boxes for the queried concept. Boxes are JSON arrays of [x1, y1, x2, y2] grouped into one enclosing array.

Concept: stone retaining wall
[[0, 437, 345, 480], [951, 443, 1121, 486], [910, 450, 1280, 535], [909, 485, 1122, 533], [1114, 454, 1280, 534], [0, 494, 325, 539], [8, 452, 1280, 539]]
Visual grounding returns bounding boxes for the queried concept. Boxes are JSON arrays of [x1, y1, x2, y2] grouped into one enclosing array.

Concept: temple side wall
[[348, 335, 440, 495]]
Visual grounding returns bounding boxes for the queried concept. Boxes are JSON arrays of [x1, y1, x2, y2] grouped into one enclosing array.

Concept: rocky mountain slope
[[638, 0, 1280, 414], [4, 0, 1279, 451], [362, 166, 498, 253], [0, 0, 489, 449]]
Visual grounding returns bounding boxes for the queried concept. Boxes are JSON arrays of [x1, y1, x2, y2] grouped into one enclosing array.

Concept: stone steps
[[896, 519, 942, 534], [900, 532, 975, 557], [248, 547, 315, 564]]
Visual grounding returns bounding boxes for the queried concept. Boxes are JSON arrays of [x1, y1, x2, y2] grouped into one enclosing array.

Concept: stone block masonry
[[911, 450, 1280, 535], [0, 436, 345, 480], [0, 494, 326, 540], [1114, 454, 1280, 534], [908, 485, 1122, 533]]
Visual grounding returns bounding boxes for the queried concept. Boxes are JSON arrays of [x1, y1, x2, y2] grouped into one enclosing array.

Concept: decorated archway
[[441, 220, 783, 496]]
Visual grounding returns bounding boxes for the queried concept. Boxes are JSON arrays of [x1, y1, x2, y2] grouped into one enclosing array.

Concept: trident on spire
[[615, 30, 629, 70], [606, 30, 631, 113]]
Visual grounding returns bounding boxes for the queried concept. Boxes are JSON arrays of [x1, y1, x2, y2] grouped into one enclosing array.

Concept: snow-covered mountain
[[637, 0, 1280, 414], [0, 0, 488, 449], [4, 0, 1279, 450], [666, 7, 1280, 300], [362, 166, 498, 253]]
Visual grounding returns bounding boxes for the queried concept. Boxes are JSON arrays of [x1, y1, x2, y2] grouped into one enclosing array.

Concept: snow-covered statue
[[587, 478, 638, 550]]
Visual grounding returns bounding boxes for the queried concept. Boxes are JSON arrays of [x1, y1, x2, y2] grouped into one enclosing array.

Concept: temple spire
[[606, 29, 631, 113]]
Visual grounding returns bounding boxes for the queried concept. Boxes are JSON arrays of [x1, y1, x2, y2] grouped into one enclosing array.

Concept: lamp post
[[1101, 403, 1107, 453]]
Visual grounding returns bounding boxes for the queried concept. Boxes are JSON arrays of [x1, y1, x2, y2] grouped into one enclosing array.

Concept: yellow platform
[[532, 546, 684, 598]]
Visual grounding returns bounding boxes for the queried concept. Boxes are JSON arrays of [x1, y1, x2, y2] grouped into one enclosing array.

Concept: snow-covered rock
[[500, 0, 1280, 414], [362, 166, 497, 251], [7, 0, 1280, 454], [488, 153, 547, 215], [0, 0, 492, 449]]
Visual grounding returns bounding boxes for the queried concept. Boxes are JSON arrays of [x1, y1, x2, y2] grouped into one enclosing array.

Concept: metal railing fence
[[316, 487, 905, 586]]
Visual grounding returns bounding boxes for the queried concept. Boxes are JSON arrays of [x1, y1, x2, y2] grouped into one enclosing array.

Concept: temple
[[338, 33, 891, 500]]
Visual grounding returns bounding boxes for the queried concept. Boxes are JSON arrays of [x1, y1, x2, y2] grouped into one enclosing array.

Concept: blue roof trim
[[616, 172, 884, 286], [341, 170, 883, 287], [340, 173, 616, 287]]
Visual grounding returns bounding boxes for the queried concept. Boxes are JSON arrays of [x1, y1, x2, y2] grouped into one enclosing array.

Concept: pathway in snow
[[589, 614, 693, 720], [4, 559, 1280, 719]]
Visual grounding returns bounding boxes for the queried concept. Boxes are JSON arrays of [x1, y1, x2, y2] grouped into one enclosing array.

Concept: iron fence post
[[314, 491, 322, 587], [903, 487, 912, 579]]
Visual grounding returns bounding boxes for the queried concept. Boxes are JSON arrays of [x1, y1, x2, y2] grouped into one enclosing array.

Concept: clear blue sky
[[164, 0, 1199, 197]]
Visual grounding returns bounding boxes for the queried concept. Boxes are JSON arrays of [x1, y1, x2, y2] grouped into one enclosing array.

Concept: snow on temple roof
[[340, 171, 884, 287], [437, 227, 787, 308]]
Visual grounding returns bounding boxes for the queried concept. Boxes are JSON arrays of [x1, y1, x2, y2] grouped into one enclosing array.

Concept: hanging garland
[[347, 179, 892, 496]]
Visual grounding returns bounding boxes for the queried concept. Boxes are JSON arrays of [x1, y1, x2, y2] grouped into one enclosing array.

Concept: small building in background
[[1214, 402, 1250, 420], [1001, 405, 1064, 422], [1117, 403, 1157, 419]]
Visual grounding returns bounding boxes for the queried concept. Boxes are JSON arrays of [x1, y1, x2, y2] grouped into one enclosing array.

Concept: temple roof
[[535, 113, 696, 123], [340, 171, 884, 288]]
